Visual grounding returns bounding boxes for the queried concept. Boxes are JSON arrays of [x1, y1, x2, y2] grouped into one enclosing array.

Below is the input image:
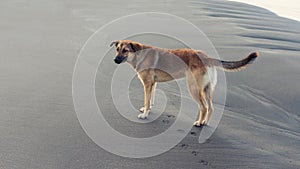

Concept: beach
[[229, 0, 300, 22], [0, 0, 300, 168]]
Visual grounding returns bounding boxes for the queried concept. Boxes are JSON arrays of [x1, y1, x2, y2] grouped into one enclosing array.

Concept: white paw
[[138, 113, 148, 119], [193, 121, 202, 127], [138, 109, 150, 119], [139, 107, 145, 112], [139, 106, 152, 112]]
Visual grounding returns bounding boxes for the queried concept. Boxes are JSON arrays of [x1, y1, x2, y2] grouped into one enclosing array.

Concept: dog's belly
[[154, 69, 186, 82]]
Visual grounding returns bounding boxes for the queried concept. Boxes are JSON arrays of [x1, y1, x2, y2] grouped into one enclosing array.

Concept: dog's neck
[[126, 45, 152, 70], [126, 54, 137, 69]]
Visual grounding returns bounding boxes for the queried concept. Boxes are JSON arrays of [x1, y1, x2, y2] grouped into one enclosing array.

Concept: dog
[[111, 40, 258, 126]]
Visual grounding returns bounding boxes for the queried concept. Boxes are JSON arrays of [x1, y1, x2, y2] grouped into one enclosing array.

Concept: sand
[[228, 0, 300, 22], [0, 0, 299, 168]]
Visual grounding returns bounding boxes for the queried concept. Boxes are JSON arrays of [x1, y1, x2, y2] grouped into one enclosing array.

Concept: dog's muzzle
[[114, 56, 127, 64]]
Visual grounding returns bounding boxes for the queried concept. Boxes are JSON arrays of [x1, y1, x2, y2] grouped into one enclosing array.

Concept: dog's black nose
[[114, 57, 122, 64], [114, 56, 126, 64]]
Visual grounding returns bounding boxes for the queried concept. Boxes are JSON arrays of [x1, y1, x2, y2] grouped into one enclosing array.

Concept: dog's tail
[[208, 52, 258, 72]]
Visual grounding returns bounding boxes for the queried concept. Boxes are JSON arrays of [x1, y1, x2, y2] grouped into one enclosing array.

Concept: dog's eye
[[122, 49, 128, 53]]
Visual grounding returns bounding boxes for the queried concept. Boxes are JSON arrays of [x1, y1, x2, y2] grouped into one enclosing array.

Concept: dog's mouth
[[114, 56, 127, 64]]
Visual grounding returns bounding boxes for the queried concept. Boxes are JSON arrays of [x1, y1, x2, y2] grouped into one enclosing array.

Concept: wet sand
[[0, 0, 300, 168]]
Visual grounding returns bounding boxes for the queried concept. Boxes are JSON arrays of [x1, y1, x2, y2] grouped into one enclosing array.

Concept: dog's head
[[110, 40, 142, 64]]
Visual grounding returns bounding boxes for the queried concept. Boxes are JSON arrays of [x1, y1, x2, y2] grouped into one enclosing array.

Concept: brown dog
[[111, 40, 258, 126]]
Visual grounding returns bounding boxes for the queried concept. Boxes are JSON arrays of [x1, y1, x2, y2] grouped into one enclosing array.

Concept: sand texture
[[0, 0, 299, 168]]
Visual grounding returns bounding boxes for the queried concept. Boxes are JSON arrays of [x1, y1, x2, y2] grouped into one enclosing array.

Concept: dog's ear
[[110, 40, 119, 47], [129, 42, 142, 52]]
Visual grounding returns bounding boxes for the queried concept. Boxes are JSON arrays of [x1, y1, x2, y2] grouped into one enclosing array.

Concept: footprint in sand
[[166, 114, 175, 118], [190, 131, 196, 136], [192, 150, 199, 156], [199, 160, 209, 166], [180, 143, 189, 149], [161, 114, 176, 124], [162, 119, 169, 124]]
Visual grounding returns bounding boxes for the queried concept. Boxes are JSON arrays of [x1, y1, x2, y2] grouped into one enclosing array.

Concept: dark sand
[[1, 0, 300, 168]]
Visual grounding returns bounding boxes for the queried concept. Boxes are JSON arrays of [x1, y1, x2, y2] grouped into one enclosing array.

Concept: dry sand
[[229, 0, 300, 22], [0, 0, 300, 168]]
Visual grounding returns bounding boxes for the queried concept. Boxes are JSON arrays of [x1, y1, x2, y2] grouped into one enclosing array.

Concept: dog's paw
[[138, 113, 148, 119], [139, 107, 145, 112], [193, 121, 201, 127], [139, 106, 152, 112], [193, 121, 204, 127]]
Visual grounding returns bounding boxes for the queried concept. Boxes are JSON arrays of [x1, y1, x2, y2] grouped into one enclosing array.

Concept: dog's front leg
[[139, 82, 156, 112], [138, 82, 153, 119], [150, 82, 156, 107]]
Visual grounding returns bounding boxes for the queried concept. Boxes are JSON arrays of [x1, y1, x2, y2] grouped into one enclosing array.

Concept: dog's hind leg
[[186, 69, 209, 127], [194, 90, 208, 126], [203, 83, 213, 125]]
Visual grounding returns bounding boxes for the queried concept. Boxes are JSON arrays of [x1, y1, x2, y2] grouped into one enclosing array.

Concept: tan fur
[[111, 40, 258, 126]]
